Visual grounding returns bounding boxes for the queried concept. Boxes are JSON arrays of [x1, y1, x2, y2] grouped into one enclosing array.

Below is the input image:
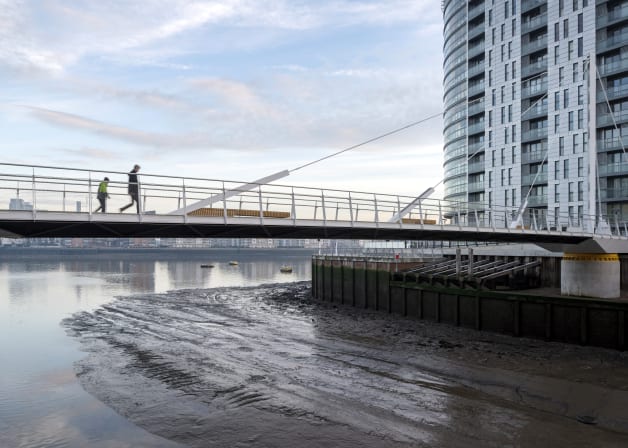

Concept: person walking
[[94, 177, 110, 213], [119, 164, 141, 213]]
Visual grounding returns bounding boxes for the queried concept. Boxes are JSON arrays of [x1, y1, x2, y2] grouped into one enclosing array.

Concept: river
[[3, 249, 628, 447]]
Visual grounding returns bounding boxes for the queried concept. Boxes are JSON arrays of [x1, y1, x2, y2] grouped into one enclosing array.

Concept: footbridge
[[0, 163, 626, 252]]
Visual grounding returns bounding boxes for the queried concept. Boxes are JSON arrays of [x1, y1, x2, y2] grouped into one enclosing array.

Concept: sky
[[0, 0, 445, 198]]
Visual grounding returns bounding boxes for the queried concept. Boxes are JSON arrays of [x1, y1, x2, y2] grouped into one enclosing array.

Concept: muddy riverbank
[[64, 281, 628, 447]]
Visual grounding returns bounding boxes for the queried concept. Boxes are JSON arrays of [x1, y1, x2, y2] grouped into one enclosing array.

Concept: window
[[568, 40, 573, 60], [554, 22, 560, 42], [568, 111, 574, 130], [501, 24, 505, 41], [505, 127, 509, 144], [564, 160, 570, 179], [508, 42, 512, 59], [563, 19, 569, 38], [512, 124, 516, 140], [508, 104, 512, 122], [512, 1, 516, 15], [573, 63, 578, 82], [511, 188, 516, 206], [512, 61, 516, 78], [505, 63, 508, 81], [555, 91, 560, 110], [489, 70, 493, 86], [501, 44, 505, 62], [501, 147, 505, 165], [564, 89, 569, 108], [578, 157, 583, 177], [568, 182, 574, 201], [489, 130, 493, 147], [583, 132, 588, 151], [501, 106, 505, 124], [578, 181, 583, 201], [559, 136, 565, 155], [492, 150, 496, 167], [577, 85, 583, 105], [512, 18, 516, 36], [578, 13, 583, 33], [512, 82, 516, 100], [489, 171, 493, 187], [577, 109, 583, 129], [501, 169, 505, 186], [554, 45, 560, 64], [488, 50, 492, 66], [492, 27, 496, 45], [492, 89, 496, 106], [508, 168, 512, 185], [504, 189, 508, 206], [559, 66, 564, 85], [559, 0, 564, 16], [554, 114, 560, 133], [573, 134, 579, 153], [555, 161, 560, 180], [573, 0, 578, 12], [489, 9, 493, 26], [501, 86, 505, 103], [577, 37, 583, 57], [489, 110, 493, 127], [512, 146, 516, 163], [505, 1, 509, 18], [555, 183, 560, 202]]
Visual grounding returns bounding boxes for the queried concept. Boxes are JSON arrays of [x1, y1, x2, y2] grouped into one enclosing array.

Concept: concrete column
[[561, 253, 620, 299]]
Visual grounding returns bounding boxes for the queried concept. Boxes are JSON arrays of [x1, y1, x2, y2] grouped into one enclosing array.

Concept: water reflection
[[0, 250, 313, 448]]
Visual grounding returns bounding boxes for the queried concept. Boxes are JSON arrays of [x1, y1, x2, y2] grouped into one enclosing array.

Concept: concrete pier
[[561, 253, 620, 299]]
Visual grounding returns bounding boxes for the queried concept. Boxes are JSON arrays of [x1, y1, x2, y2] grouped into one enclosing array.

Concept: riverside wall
[[312, 255, 628, 350]]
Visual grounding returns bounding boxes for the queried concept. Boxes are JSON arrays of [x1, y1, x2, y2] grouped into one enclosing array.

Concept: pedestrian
[[119, 164, 141, 213], [94, 177, 110, 213]]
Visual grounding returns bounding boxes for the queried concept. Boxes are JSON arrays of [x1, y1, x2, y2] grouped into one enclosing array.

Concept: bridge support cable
[[168, 113, 442, 215]]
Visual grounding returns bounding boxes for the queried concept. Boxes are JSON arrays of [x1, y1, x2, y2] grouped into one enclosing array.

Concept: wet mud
[[63, 282, 628, 447]]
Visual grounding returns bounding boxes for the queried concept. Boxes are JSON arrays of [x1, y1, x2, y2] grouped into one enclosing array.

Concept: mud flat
[[64, 282, 628, 447]]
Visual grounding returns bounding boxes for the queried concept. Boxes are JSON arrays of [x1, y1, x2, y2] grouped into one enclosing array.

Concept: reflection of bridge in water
[[0, 162, 627, 253]]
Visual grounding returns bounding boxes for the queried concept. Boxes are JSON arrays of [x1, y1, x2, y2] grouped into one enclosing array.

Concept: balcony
[[527, 194, 548, 206], [522, 79, 547, 98], [597, 84, 628, 102], [522, 127, 548, 141], [601, 188, 628, 200], [467, 141, 485, 155], [597, 31, 628, 52], [522, 102, 548, 120], [598, 136, 628, 152], [597, 5, 628, 28], [522, 14, 547, 34], [468, 82, 485, 97], [521, 0, 545, 14], [521, 150, 548, 164], [598, 110, 628, 127], [522, 35, 548, 55], [522, 172, 548, 185], [522, 58, 547, 78], [599, 162, 628, 176], [598, 58, 628, 77], [468, 161, 485, 173], [468, 99, 485, 116], [468, 40, 485, 59], [468, 3, 485, 20], [468, 63, 485, 78], [444, 144, 466, 161], [468, 22, 485, 40], [468, 181, 485, 192], [468, 121, 486, 135]]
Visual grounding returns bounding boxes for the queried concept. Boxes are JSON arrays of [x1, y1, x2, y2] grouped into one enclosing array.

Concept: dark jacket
[[128, 171, 139, 195]]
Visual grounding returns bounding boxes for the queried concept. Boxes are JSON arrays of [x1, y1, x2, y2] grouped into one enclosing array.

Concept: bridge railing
[[0, 162, 625, 238]]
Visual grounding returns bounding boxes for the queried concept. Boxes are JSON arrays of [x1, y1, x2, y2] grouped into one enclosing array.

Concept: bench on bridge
[[401, 218, 437, 225], [188, 207, 291, 219]]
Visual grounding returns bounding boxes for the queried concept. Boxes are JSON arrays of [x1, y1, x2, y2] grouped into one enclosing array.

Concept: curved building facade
[[441, 0, 628, 228]]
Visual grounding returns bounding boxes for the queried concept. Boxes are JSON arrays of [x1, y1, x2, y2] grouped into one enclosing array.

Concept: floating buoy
[[200, 264, 214, 268], [280, 265, 293, 273], [228, 261, 239, 266]]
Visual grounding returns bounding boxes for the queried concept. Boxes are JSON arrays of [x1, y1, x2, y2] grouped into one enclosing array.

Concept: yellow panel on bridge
[[188, 207, 291, 219]]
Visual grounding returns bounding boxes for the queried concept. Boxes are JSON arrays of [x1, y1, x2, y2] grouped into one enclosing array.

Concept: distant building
[[9, 198, 33, 210]]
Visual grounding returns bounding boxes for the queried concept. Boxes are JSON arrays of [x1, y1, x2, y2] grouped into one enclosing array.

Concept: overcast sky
[[0, 0, 445, 197]]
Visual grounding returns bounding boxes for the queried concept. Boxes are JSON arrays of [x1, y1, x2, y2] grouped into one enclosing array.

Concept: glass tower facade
[[442, 0, 628, 228]]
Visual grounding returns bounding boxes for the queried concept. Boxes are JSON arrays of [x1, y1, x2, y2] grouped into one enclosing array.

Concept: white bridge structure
[[0, 162, 626, 252]]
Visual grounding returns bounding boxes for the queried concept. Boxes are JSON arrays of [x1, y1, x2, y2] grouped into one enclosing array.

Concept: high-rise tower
[[442, 0, 627, 229]]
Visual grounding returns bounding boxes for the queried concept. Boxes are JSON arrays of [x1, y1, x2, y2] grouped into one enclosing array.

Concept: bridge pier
[[561, 253, 620, 299]]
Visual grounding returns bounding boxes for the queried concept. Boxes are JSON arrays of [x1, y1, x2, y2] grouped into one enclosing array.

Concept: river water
[[3, 249, 628, 447]]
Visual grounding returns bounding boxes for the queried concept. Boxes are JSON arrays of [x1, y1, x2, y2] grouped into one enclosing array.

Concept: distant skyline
[[0, 0, 445, 197]]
